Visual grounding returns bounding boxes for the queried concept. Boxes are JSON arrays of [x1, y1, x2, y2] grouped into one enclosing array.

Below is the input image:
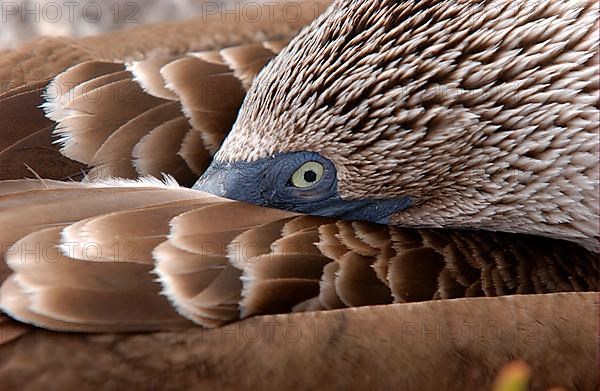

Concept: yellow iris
[[290, 161, 325, 188]]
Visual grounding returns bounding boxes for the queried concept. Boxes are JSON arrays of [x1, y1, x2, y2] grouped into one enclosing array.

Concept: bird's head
[[194, 0, 482, 224], [195, 151, 412, 224], [194, 0, 599, 239]]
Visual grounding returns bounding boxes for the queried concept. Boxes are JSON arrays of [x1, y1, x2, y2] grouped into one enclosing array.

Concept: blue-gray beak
[[194, 152, 411, 225]]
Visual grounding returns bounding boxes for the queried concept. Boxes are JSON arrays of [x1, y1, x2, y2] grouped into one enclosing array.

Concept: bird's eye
[[290, 161, 324, 188]]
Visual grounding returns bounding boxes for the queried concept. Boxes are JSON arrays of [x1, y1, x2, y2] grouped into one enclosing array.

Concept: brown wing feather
[[7, 227, 156, 292], [335, 252, 393, 307], [155, 202, 297, 326], [72, 199, 209, 264], [40, 40, 292, 183], [57, 77, 167, 163], [44, 63, 128, 123], [0, 181, 596, 332], [0, 179, 200, 270], [128, 57, 180, 100], [132, 117, 196, 186], [2, 277, 191, 332], [177, 129, 211, 175], [220, 41, 286, 88], [0, 82, 85, 181], [319, 261, 346, 309], [227, 217, 598, 317], [161, 56, 245, 153], [0, 180, 208, 331], [88, 101, 184, 179]]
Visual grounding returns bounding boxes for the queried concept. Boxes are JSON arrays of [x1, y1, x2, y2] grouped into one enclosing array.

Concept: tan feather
[[315, 223, 348, 260], [2, 277, 190, 332], [39, 40, 293, 182], [0, 82, 85, 181], [281, 215, 335, 236], [227, 219, 291, 269], [220, 42, 283, 89], [132, 117, 197, 186], [42, 60, 195, 181], [372, 241, 394, 285], [1, 225, 191, 332], [318, 261, 346, 309], [156, 202, 297, 326], [0, 178, 199, 267], [291, 297, 325, 312], [0, 179, 597, 331], [56, 77, 167, 163], [61, 198, 209, 264], [88, 101, 183, 179], [190, 50, 227, 65], [166, 202, 296, 255], [45, 66, 130, 123], [334, 252, 392, 307], [161, 56, 245, 153], [232, 217, 598, 315], [44, 61, 124, 115], [155, 241, 242, 328], [387, 247, 446, 303], [177, 129, 211, 175], [1, 292, 596, 390], [0, 79, 50, 100], [128, 57, 180, 100], [7, 227, 156, 292], [271, 230, 322, 255], [262, 39, 291, 53], [336, 221, 379, 256], [241, 278, 320, 317], [1, 276, 86, 332]]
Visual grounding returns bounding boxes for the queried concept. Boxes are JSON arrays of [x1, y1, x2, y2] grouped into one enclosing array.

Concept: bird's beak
[[193, 160, 266, 204], [309, 197, 412, 224], [192, 164, 228, 197], [194, 159, 412, 225]]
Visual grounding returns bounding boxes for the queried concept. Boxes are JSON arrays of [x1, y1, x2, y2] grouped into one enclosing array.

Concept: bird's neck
[[391, 179, 599, 252]]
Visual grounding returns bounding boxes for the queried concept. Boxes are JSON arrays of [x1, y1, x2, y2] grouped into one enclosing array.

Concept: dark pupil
[[303, 170, 317, 183]]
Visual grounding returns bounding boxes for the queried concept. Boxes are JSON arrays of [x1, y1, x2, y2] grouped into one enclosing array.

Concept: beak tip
[[192, 173, 225, 197]]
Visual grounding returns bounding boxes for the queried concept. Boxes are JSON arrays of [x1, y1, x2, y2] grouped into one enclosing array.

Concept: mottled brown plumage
[[0, 1, 598, 389], [217, 0, 600, 251], [2, 292, 596, 391], [41, 39, 288, 186], [0, 0, 325, 184], [0, 179, 595, 331]]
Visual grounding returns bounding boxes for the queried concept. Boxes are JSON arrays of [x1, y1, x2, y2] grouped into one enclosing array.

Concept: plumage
[[0, 293, 594, 390], [0, 1, 325, 86], [0, 0, 325, 183], [0, 1, 598, 388], [40, 38, 287, 185], [60, 77, 167, 163], [127, 57, 180, 100], [0, 179, 595, 332], [0, 80, 86, 181], [202, 0, 599, 252], [88, 101, 184, 180]]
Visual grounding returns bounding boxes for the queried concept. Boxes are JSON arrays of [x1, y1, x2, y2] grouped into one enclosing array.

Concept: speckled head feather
[[197, 0, 599, 251]]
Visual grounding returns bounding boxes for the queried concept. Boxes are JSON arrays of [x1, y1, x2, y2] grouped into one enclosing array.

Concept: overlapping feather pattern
[[0, 179, 595, 331], [41, 40, 288, 186]]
